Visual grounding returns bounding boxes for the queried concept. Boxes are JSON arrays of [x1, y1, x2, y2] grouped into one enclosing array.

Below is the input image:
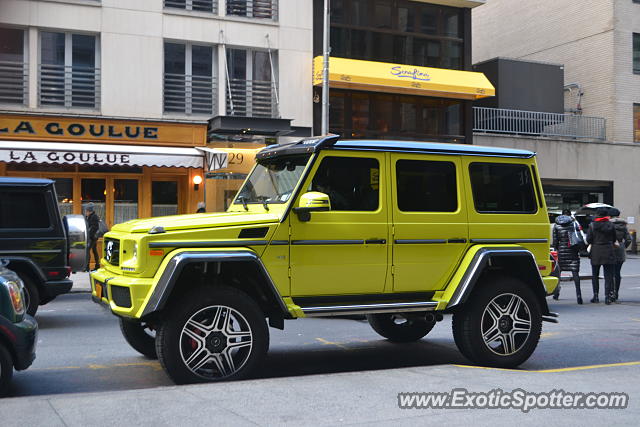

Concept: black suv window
[[396, 160, 457, 212], [469, 163, 537, 214], [0, 190, 51, 229], [311, 156, 379, 211]]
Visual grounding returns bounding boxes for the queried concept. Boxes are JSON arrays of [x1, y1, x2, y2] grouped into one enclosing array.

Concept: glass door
[[114, 179, 139, 225], [152, 181, 178, 217], [81, 178, 106, 220]]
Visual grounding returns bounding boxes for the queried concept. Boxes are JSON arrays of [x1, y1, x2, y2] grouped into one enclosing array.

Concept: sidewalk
[[69, 271, 92, 293]]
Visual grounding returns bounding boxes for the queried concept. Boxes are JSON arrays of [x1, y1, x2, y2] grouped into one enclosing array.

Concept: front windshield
[[234, 154, 311, 205]]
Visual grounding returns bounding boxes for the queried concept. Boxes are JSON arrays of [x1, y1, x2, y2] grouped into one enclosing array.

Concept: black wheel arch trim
[[140, 250, 290, 319], [3, 256, 47, 284], [446, 247, 552, 316]]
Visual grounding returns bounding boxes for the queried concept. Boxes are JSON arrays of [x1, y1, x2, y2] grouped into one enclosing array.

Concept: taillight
[[6, 281, 25, 315]]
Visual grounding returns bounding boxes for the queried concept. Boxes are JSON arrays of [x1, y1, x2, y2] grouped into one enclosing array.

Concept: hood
[[611, 217, 627, 225], [591, 220, 613, 232], [555, 215, 573, 226], [112, 211, 280, 233]]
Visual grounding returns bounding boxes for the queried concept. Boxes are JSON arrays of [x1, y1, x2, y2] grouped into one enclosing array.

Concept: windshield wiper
[[236, 195, 249, 211], [257, 196, 270, 211]]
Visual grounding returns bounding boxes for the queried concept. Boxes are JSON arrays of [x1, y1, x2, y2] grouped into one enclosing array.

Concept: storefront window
[[52, 178, 73, 217], [81, 178, 106, 221], [152, 181, 178, 217], [114, 179, 138, 225]]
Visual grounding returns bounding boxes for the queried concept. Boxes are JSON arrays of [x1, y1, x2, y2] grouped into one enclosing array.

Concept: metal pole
[[321, 0, 330, 135]]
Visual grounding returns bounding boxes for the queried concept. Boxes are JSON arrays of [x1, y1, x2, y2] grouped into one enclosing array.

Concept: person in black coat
[[85, 203, 100, 272], [586, 207, 617, 304], [552, 209, 583, 304], [609, 208, 632, 302]]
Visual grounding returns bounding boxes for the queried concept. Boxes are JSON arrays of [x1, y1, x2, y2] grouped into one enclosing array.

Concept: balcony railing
[[227, 0, 278, 20], [39, 63, 100, 109], [164, 0, 218, 13], [473, 106, 606, 141], [0, 61, 28, 105], [164, 73, 217, 115], [226, 78, 278, 118]]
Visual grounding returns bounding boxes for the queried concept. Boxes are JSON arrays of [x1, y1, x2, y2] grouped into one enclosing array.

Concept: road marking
[[31, 361, 162, 372], [631, 318, 640, 322], [455, 361, 640, 373], [315, 337, 350, 350], [540, 332, 559, 338]]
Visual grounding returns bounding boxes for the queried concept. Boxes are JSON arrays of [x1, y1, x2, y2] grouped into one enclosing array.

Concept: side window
[[469, 163, 537, 214], [311, 156, 379, 211], [0, 190, 51, 229], [396, 160, 457, 212]]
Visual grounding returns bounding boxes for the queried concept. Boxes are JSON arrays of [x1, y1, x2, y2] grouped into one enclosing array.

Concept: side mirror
[[293, 192, 331, 222]]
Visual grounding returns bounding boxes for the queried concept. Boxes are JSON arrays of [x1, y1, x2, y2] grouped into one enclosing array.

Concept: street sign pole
[[321, 0, 330, 135]]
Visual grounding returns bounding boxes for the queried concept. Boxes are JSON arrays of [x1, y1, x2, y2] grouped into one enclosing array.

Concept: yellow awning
[[313, 56, 495, 100]]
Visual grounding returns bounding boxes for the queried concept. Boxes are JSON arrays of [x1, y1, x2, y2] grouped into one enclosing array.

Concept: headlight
[[4, 280, 25, 315]]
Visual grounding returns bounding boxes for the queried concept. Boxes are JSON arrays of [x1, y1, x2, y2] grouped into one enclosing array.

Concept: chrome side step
[[301, 301, 438, 317]]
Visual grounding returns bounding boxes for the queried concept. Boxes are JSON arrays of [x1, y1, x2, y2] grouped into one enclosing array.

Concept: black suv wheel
[[367, 313, 436, 342], [452, 276, 542, 368], [156, 286, 269, 384], [120, 319, 157, 359]]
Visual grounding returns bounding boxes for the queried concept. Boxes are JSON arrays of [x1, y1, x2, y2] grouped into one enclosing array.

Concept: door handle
[[365, 239, 387, 244]]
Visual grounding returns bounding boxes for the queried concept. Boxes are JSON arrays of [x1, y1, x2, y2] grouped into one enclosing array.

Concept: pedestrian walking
[[552, 209, 583, 304], [609, 208, 632, 302], [586, 207, 618, 304], [85, 203, 100, 272]]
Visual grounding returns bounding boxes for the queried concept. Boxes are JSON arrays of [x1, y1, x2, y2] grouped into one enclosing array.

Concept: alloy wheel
[[481, 293, 532, 356], [179, 305, 253, 380]]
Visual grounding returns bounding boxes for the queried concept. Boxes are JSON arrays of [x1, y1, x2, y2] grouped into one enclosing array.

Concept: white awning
[[0, 140, 228, 169]]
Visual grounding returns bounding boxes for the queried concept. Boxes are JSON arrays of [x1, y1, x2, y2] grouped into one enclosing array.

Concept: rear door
[[390, 153, 469, 292]]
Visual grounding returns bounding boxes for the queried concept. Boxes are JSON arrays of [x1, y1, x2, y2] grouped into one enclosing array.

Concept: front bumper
[[90, 268, 154, 319], [0, 314, 37, 371]]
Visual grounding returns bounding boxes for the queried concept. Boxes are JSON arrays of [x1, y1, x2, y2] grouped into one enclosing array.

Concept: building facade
[[0, 0, 313, 219], [312, 0, 493, 143], [472, 0, 640, 224]]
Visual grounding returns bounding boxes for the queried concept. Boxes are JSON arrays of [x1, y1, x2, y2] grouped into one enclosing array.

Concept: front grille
[[103, 238, 120, 266], [111, 285, 132, 308]]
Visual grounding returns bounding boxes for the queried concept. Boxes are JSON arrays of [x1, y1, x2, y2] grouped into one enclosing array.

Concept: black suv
[[0, 177, 87, 315]]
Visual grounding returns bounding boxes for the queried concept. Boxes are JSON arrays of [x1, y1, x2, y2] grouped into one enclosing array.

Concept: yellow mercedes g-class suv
[[91, 135, 558, 384]]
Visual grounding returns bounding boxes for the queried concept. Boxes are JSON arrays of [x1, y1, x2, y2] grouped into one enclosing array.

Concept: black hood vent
[[238, 227, 269, 239]]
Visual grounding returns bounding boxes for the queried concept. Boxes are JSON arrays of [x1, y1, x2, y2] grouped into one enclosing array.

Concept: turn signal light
[[149, 249, 164, 256], [7, 281, 25, 315]]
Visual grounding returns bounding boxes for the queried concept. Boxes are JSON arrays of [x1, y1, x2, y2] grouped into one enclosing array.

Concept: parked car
[[91, 136, 559, 384], [0, 177, 87, 315], [0, 260, 37, 397]]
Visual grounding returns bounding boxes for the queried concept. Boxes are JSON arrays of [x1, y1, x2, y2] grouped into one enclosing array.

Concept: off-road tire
[[452, 275, 542, 368], [19, 274, 39, 317], [367, 313, 436, 342], [0, 343, 14, 397], [156, 286, 269, 384], [119, 318, 158, 359]]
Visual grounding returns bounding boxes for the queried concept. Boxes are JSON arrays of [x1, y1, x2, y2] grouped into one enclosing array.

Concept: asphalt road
[[6, 277, 640, 398]]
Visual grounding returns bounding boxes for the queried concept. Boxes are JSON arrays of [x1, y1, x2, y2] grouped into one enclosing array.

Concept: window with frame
[[0, 27, 27, 105], [469, 163, 537, 214], [329, 0, 464, 70], [226, 47, 277, 117], [396, 160, 457, 212], [227, 0, 277, 20], [634, 33, 640, 74], [164, 0, 216, 12], [0, 191, 51, 229], [164, 42, 216, 115], [311, 156, 380, 211], [39, 31, 99, 109]]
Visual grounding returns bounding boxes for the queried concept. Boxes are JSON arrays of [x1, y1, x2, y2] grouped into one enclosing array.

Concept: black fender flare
[[3, 256, 46, 284], [140, 250, 289, 319], [446, 247, 552, 317]]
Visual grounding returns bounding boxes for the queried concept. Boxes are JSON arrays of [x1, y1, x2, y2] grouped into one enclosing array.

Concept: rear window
[[469, 163, 537, 214], [0, 191, 51, 229]]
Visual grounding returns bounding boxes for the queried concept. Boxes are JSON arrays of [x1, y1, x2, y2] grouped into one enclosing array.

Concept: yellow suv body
[[91, 135, 558, 384]]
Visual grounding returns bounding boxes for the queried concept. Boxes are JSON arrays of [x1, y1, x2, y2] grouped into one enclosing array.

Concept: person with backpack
[[586, 207, 618, 304], [84, 203, 100, 272], [609, 208, 632, 302], [552, 209, 584, 304]]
